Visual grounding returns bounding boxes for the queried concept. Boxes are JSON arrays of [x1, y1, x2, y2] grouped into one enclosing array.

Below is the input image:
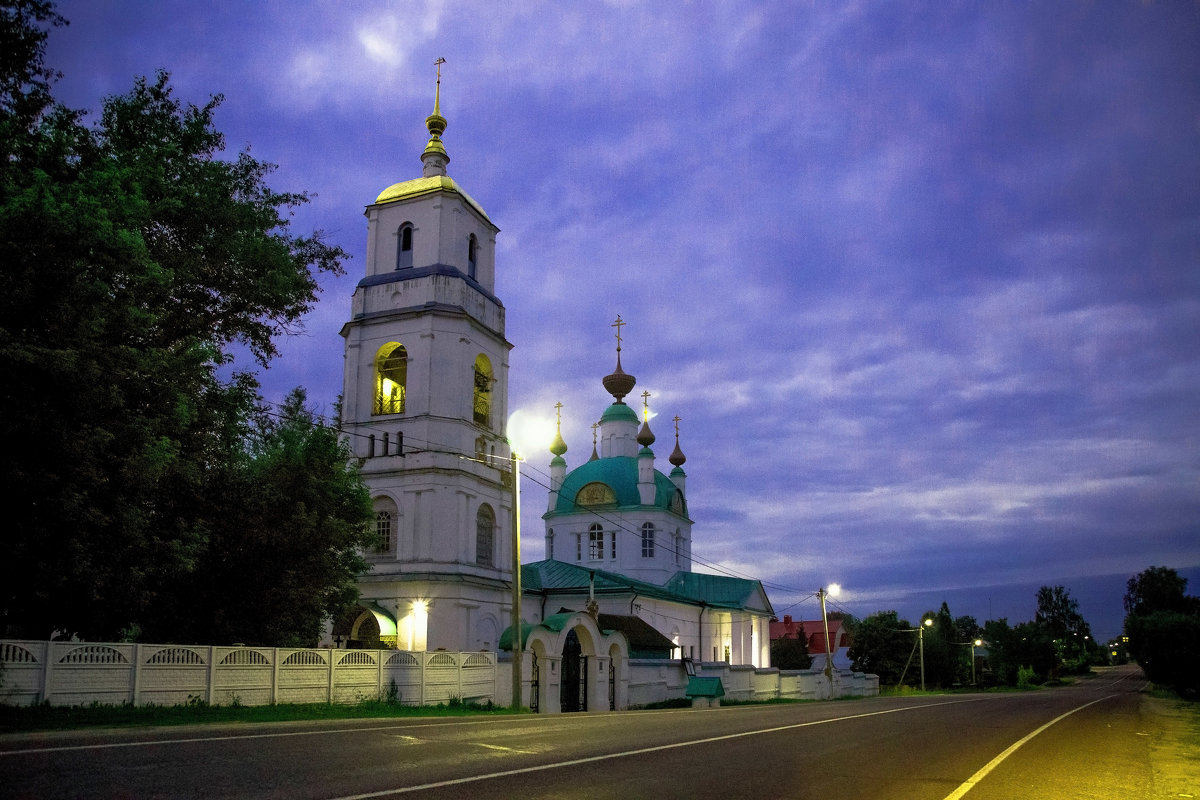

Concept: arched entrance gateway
[[560, 629, 586, 712], [503, 611, 629, 714]]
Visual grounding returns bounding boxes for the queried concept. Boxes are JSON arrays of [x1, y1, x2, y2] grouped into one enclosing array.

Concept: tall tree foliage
[[1123, 566, 1199, 698], [0, 2, 366, 643], [847, 611, 916, 685]]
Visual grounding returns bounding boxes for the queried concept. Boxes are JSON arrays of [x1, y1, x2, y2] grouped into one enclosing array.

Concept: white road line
[[324, 699, 984, 799], [0, 717, 548, 756], [940, 693, 1119, 800], [0, 704, 703, 757]]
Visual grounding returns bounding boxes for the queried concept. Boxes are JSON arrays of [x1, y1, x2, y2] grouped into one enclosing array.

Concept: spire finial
[[601, 314, 636, 403], [550, 400, 567, 457], [434, 57, 445, 116], [589, 422, 599, 461], [637, 389, 656, 447], [669, 415, 686, 467], [421, 57, 450, 177]]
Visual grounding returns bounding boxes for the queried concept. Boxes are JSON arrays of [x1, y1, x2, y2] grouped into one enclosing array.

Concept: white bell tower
[[339, 61, 514, 652]]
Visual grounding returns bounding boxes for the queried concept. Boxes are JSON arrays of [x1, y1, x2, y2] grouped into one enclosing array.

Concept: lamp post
[[971, 639, 982, 686], [919, 618, 933, 691], [509, 450, 522, 710], [818, 587, 834, 691]]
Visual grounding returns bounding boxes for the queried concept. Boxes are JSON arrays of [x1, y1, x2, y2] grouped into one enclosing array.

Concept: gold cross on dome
[[611, 315, 625, 351], [641, 390, 651, 420], [673, 415, 681, 438], [591, 422, 599, 444], [554, 401, 563, 426]]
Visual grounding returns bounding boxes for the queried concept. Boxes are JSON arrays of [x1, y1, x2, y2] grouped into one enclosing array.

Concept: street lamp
[[817, 586, 840, 691], [509, 450, 522, 710], [918, 618, 933, 691], [971, 639, 982, 686]]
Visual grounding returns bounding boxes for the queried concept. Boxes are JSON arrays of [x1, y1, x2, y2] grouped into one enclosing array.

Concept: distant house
[[770, 613, 853, 671]]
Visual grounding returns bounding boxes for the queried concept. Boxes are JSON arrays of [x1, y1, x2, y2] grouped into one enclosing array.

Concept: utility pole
[[819, 588, 834, 692], [919, 618, 932, 691], [510, 451, 522, 709]]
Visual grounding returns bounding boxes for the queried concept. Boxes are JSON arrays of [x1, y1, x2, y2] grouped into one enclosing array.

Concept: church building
[[333, 67, 773, 684], [524, 325, 773, 668]]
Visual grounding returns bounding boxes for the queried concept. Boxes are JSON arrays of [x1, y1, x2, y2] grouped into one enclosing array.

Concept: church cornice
[[355, 263, 505, 306]]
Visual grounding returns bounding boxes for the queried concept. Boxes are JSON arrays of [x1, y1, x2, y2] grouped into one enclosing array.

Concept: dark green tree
[[1124, 566, 1195, 617], [156, 389, 373, 646], [770, 623, 812, 670], [1034, 585, 1094, 674], [981, 618, 1056, 686], [0, 3, 354, 641], [1123, 566, 1200, 698], [848, 611, 918, 686]]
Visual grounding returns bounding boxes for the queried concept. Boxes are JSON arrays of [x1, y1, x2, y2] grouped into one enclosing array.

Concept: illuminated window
[[374, 343, 407, 415], [473, 354, 493, 427], [467, 234, 478, 279], [588, 524, 603, 560], [397, 223, 414, 268], [476, 505, 495, 567], [641, 523, 655, 557]]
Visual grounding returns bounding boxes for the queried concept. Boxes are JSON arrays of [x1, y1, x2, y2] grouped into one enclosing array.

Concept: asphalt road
[[0, 665, 1172, 799]]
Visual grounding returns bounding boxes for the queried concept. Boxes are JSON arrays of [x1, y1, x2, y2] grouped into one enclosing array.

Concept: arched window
[[588, 523, 603, 560], [675, 528, 682, 565], [397, 223, 414, 269], [467, 234, 478, 279], [372, 496, 398, 555], [473, 354, 493, 427], [476, 505, 495, 567], [641, 522, 655, 558], [374, 343, 407, 415], [547, 528, 554, 560]]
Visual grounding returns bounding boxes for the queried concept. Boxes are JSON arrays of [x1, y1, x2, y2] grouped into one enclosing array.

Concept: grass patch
[[0, 697, 527, 734]]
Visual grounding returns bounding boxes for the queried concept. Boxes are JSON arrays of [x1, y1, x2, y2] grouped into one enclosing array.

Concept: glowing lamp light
[[826, 583, 841, 598], [507, 408, 557, 457]]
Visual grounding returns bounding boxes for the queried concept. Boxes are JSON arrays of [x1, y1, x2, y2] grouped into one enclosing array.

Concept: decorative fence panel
[[0, 640, 497, 708]]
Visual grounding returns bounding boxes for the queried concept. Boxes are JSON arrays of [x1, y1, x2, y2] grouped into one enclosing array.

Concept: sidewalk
[[1143, 692, 1200, 798]]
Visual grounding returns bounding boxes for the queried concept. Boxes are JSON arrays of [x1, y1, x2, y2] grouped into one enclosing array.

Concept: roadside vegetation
[[846, 584, 1101, 690], [0, 695, 524, 734]]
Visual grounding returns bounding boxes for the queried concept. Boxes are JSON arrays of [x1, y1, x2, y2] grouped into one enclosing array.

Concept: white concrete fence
[[1, 640, 878, 709], [0, 640, 498, 708]]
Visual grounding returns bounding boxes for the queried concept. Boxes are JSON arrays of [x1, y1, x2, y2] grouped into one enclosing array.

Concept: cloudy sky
[[43, 1, 1198, 642]]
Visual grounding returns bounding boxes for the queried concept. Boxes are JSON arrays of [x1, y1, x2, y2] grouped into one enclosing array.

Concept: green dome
[[599, 403, 639, 424], [549, 456, 687, 518]]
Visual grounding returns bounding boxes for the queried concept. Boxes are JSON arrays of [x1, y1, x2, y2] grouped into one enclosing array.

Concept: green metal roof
[[664, 572, 774, 614], [521, 560, 772, 616]]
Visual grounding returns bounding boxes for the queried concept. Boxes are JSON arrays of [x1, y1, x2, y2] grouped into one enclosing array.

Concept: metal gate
[[560, 629, 588, 712], [608, 658, 616, 710], [530, 652, 539, 713]]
